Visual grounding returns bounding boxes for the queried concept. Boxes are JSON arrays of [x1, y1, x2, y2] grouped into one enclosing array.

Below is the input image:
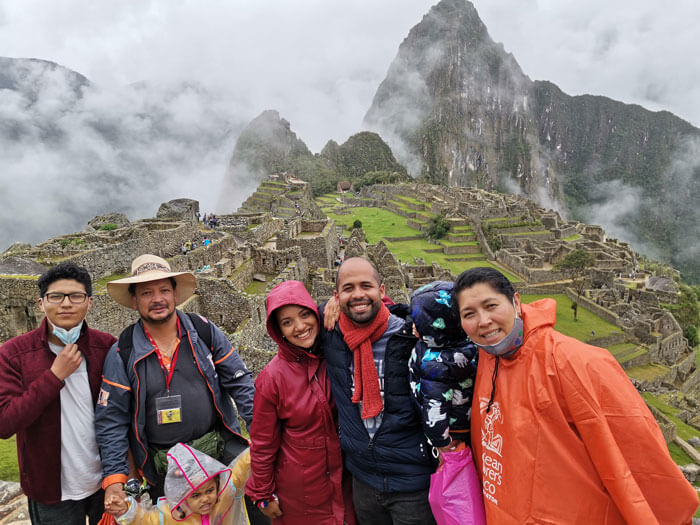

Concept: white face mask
[[50, 320, 83, 345], [475, 300, 524, 357], [476, 317, 524, 357]]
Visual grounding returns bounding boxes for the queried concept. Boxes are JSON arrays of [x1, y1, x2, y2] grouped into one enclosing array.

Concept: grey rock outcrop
[[87, 212, 130, 230], [156, 199, 200, 223], [0, 257, 46, 276]]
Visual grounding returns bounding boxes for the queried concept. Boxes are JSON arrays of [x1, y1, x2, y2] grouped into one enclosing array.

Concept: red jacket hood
[[265, 280, 320, 349], [521, 298, 557, 339]]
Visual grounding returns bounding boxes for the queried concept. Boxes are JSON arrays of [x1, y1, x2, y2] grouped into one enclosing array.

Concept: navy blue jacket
[[95, 310, 254, 486], [320, 304, 435, 493]]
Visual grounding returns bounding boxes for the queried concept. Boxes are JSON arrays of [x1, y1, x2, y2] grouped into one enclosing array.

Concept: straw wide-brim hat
[[107, 254, 197, 308]]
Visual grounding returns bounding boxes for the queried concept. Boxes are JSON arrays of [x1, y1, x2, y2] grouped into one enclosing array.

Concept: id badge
[[156, 394, 182, 424]]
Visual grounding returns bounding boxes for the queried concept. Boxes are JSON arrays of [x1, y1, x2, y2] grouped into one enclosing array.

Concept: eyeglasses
[[44, 292, 89, 304]]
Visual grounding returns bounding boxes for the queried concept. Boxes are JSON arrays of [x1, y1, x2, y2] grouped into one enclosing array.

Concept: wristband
[[102, 473, 128, 490]]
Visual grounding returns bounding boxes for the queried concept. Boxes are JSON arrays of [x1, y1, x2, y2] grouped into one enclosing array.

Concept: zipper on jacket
[[132, 349, 156, 472], [368, 434, 378, 464], [188, 332, 246, 442]]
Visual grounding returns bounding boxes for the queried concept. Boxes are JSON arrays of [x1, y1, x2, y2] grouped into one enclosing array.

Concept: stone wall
[[674, 352, 697, 384], [385, 235, 424, 242], [268, 260, 309, 291], [228, 259, 256, 291], [87, 291, 139, 337], [277, 220, 338, 270], [652, 330, 689, 366], [587, 332, 627, 348], [169, 236, 238, 273], [647, 405, 677, 444], [300, 219, 327, 233], [618, 350, 651, 370], [60, 222, 201, 279], [242, 217, 284, 245], [254, 246, 303, 275], [681, 366, 700, 394], [514, 284, 567, 295], [564, 288, 620, 326], [0, 277, 42, 343], [442, 244, 480, 255], [473, 221, 495, 261], [406, 219, 427, 231], [193, 278, 256, 334]]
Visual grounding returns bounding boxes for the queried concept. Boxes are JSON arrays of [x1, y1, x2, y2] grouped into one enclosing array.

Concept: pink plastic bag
[[428, 445, 486, 525]]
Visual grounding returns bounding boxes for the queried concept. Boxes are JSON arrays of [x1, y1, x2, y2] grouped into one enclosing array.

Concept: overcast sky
[[2, 0, 698, 149], [1, 0, 698, 248]]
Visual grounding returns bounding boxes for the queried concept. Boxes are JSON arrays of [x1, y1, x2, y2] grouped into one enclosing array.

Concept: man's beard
[[140, 305, 175, 324], [341, 299, 381, 325]]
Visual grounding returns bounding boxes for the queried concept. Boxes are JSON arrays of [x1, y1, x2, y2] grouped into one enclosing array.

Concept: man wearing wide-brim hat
[[94, 254, 256, 518]]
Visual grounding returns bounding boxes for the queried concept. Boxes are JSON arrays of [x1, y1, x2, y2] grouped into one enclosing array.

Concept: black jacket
[[320, 304, 435, 493]]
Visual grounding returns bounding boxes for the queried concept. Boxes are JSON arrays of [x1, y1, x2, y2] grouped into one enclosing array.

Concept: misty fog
[[1, 0, 699, 256]]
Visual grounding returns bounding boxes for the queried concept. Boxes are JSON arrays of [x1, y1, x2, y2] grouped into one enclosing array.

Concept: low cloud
[[0, 59, 244, 250], [1, 0, 699, 254]]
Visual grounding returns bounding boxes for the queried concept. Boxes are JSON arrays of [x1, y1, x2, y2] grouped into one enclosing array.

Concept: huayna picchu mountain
[[219, 109, 409, 200], [364, 0, 700, 283]]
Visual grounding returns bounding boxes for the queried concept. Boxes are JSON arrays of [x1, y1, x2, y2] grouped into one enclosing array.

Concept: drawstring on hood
[[481, 300, 524, 413], [486, 357, 499, 414]]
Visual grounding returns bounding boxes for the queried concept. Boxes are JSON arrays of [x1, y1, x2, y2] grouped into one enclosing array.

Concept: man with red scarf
[[321, 257, 436, 525]]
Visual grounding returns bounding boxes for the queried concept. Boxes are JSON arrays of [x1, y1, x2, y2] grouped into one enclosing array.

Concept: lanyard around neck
[[144, 316, 182, 392]]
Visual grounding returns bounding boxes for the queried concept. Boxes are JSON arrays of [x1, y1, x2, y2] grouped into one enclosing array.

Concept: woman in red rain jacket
[[246, 280, 355, 525]]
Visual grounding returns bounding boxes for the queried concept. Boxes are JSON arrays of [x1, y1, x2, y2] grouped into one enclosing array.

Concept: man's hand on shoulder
[[323, 295, 340, 330], [49, 343, 82, 381]]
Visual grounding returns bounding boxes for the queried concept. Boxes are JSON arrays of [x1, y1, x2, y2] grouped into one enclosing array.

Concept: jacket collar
[[131, 309, 188, 359]]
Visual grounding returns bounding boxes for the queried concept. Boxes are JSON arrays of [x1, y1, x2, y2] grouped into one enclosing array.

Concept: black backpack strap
[[117, 324, 136, 369], [117, 314, 214, 370], [187, 312, 214, 351]]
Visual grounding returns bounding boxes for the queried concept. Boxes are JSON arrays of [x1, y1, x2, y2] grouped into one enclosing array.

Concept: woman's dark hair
[[38, 262, 93, 297], [453, 267, 516, 303]]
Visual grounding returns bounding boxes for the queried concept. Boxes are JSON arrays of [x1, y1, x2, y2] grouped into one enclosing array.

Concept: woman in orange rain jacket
[[454, 267, 698, 524]]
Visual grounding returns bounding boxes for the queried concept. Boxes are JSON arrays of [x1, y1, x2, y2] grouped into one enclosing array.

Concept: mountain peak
[[363, 0, 700, 282], [0, 56, 89, 94]]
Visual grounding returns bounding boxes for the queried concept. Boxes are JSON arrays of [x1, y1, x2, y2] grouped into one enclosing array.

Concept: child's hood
[[164, 443, 232, 521], [410, 280, 466, 347]]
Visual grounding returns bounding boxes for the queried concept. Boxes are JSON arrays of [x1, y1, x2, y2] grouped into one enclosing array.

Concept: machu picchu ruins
[[1, 176, 699, 518]]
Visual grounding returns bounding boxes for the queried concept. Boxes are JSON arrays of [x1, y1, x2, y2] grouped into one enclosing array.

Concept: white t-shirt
[[49, 342, 102, 500]]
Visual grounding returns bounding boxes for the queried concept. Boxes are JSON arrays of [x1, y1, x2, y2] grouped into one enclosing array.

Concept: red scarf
[[339, 303, 390, 419]]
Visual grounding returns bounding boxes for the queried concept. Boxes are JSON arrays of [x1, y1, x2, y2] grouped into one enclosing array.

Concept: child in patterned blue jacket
[[409, 281, 478, 454]]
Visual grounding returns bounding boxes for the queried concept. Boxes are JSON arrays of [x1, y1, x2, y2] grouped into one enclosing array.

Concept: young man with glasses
[[0, 262, 116, 525]]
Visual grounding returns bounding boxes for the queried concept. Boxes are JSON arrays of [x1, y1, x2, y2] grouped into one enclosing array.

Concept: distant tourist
[[453, 267, 698, 523], [180, 243, 187, 256], [93, 254, 265, 522], [0, 263, 116, 525]]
